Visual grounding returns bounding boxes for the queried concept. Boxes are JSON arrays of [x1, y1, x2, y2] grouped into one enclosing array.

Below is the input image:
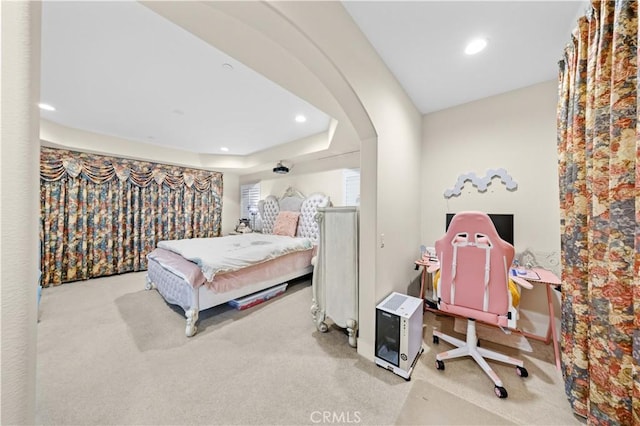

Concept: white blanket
[[157, 233, 313, 281]]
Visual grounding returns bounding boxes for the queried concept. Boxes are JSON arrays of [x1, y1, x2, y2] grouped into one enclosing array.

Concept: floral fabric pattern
[[557, 1, 639, 424], [40, 147, 223, 286]]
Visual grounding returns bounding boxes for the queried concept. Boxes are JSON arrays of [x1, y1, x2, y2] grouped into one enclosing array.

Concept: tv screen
[[446, 213, 514, 246]]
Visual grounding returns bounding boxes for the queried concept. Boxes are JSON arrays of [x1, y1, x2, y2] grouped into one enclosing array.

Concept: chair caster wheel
[[433, 335, 439, 344], [494, 386, 508, 399], [516, 366, 528, 377], [435, 360, 445, 370]]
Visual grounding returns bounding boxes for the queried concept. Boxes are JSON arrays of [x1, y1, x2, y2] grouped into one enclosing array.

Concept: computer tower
[[374, 292, 424, 380]]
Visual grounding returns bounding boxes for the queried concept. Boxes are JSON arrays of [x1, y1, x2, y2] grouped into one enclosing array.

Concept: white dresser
[[311, 206, 359, 347]]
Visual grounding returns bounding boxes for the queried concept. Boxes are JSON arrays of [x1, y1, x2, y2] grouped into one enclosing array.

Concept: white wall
[[254, 169, 345, 207], [221, 173, 240, 235], [421, 79, 561, 337], [40, 120, 206, 168], [239, 150, 361, 207], [1, 2, 41, 423]]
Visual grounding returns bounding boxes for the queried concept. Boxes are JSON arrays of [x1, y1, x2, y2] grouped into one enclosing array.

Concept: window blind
[[240, 183, 261, 220], [343, 169, 360, 206], [240, 182, 262, 230]]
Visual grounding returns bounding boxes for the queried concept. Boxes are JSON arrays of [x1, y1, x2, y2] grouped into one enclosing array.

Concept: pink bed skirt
[[207, 249, 313, 293]]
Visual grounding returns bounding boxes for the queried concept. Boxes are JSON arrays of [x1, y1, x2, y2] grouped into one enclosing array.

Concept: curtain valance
[[40, 146, 223, 286], [40, 147, 222, 192]]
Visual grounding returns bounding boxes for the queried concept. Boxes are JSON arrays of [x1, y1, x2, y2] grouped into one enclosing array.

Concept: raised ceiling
[[40, 1, 332, 156], [40, 1, 584, 161], [343, 1, 584, 114]]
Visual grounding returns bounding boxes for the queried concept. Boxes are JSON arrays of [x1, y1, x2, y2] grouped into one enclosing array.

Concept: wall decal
[[516, 249, 560, 278], [443, 168, 518, 198]]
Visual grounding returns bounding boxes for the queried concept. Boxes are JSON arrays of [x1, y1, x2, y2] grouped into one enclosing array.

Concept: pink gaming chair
[[432, 211, 528, 398]]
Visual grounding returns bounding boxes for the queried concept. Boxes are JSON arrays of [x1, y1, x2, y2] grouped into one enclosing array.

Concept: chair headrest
[[437, 211, 514, 254]]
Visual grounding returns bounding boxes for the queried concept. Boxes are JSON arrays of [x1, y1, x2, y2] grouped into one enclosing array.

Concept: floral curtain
[[557, 0, 639, 423], [40, 147, 223, 286]]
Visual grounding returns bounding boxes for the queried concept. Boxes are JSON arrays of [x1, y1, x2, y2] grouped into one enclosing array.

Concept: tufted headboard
[[297, 192, 330, 243], [258, 187, 330, 244]]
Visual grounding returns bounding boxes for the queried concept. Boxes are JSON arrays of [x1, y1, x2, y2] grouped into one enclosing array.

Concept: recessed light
[[222, 63, 234, 70], [38, 103, 55, 111], [295, 114, 307, 123], [220, 147, 229, 152], [465, 38, 487, 55]]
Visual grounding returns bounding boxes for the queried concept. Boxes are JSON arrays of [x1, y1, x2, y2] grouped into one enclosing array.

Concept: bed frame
[[145, 187, 331, 337]]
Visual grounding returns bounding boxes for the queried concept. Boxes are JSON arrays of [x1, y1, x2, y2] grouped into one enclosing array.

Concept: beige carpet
[[114, 285, 305, 352], [412, 313, 583, 425], [396, 380, 515, 425], [36, 272, 583, 425], [37, 273, 410, 425]]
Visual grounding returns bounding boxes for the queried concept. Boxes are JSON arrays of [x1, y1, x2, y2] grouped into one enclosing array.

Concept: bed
[[145, 187, 331, 336]]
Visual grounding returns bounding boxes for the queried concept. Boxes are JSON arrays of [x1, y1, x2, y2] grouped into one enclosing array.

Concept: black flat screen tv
[[446, 213, 514, 246]]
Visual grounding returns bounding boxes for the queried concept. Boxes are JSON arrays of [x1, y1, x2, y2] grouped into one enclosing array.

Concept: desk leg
[[419, 266, 426, 309], [518, 281, 561, 372], [546, 284, 561, 371]]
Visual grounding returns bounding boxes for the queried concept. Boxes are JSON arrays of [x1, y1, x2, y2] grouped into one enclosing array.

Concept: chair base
[[433, 319, 527, 397]]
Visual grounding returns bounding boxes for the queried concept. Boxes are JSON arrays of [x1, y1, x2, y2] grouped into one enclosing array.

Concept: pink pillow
[[273, 211, 300, 237]]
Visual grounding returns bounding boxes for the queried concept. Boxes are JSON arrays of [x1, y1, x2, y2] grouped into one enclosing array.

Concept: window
[[343, 169, 360, 206], [240, 183, 261, 229]]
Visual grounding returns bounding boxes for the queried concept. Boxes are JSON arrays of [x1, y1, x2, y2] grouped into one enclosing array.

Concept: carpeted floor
[[36, 272, 583, 425], [395, 380, 514, 425]]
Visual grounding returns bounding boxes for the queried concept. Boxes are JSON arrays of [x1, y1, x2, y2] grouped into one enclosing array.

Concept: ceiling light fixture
[[38, 103, 56, 111], [464, 38, 487, 55], [273, 161, 290, 174], [222, 63, 234, 70], [295, 114, 307, 123], [220, 147, 229, 152]]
